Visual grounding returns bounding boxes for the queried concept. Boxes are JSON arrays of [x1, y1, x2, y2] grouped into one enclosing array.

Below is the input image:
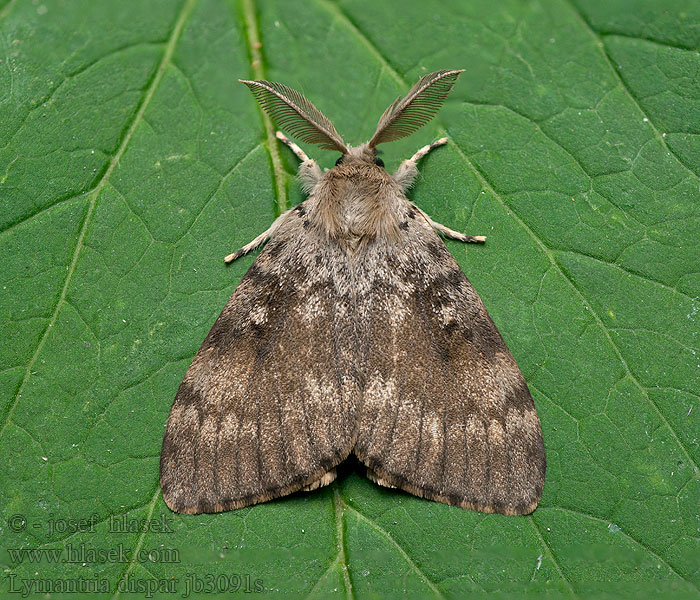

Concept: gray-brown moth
[[160, 70, 546, 515]]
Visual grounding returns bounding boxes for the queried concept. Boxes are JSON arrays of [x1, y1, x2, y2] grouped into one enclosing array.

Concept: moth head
[[334, 145, 385, 169], [240, 69, 464, 160]]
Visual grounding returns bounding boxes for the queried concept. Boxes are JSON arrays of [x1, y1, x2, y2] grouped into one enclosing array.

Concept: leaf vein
[[180, 142, 263, 242], [538, 506, 700, 592], [555, 250, 699, 303], [0, 0, 197, 441], [110, 486, 162, 599], [341, 498, 446, 598], [334, 490, 355, 600], [602, 31, 699, 54], [242, 0, 288, 216], [0, 195, 87, 235], [528, 515, 577, 594], [561, 0, 700, 181]]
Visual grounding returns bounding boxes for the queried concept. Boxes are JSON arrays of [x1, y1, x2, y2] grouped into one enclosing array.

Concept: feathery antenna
[[369, 70, 464, 147], [241, 79, 347, 153]]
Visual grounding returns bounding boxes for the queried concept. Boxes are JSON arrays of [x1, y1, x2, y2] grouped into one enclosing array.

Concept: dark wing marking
[[353, 205, 545, 515], [161, 205, 359, 513]]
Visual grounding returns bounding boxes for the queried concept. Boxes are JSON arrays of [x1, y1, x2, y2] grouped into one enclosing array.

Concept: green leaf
[[1, 0, 699, 597]]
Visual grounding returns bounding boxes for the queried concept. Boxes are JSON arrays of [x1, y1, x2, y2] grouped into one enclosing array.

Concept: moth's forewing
[[352, 205, 545, 515], [160, 205, 358, 514]]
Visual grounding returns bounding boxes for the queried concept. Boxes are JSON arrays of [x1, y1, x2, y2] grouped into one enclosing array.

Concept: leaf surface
[[1, 0, 699, 597]]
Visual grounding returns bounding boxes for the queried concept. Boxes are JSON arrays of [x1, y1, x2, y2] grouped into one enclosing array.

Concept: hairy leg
[[394, 138, 486, 243], [276, 131, 322, 193], [224, 207, 295, 263], [225, 132, 322, 262]]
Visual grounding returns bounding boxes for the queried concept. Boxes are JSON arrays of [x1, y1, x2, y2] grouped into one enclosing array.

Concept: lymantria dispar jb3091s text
[[160, 70, 546, 515]]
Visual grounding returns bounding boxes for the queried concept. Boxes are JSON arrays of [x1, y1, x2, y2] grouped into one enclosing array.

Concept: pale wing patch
[[464, 416, 488, 496], [182, 405, 199, 428], [304, 373, 338, 407], [296, 292, 326, 323], [250, 303, 269, 325], [487, 418, 508, 505], [363, 373, 398, 413], [439, 302, 458, 325], [487, 419, 505, 445], [494, 350, 527, 398], [386, 292, 411, 326]]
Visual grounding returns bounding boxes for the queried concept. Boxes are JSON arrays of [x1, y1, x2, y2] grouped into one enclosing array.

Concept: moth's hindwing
[[160, 205, 358, 514], [353, 205, 545, 515]]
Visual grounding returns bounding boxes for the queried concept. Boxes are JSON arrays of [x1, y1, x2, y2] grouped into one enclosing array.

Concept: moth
[[160, 69, 546, 515]]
